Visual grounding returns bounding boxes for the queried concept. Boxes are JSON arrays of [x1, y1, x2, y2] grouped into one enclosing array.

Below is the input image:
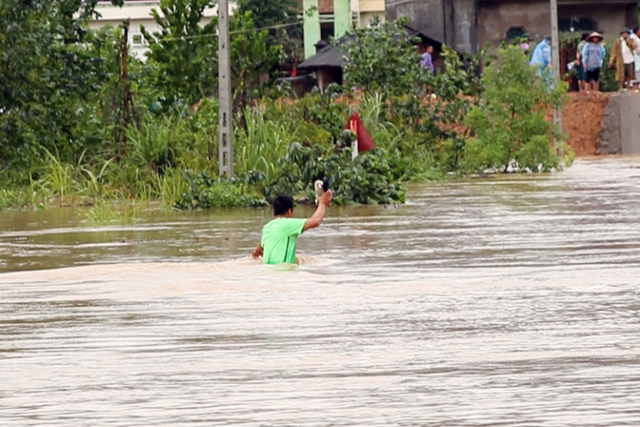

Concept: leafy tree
[[141, 0, 219, 108], [230, 11, 281, 108], [236, 0, 303, 62], [0, 0, 124, 172], [464, 45, 569, 173], [340, 17, 421, 98], [141, 2, 280, 110], [340, 18, 481, 170]]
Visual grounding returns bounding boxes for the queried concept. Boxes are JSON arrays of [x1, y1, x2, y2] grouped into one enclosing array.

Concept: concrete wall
[[478, 1, 637, 50], [478, 1, 550, 49], [598, 93, 640, 155], [386, 0, 447, 44], [452, 0, 478, 55], [388, 0, 638, 54], [386, 0, 477, 54], [558, 3, 637, 38]]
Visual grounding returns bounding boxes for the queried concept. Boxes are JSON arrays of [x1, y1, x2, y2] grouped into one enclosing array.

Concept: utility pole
[[218, 0, 233, 177], [550, 0, 563, 152], [116, 20, 132, 157]]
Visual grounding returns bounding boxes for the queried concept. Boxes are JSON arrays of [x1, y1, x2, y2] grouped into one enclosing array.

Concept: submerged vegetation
[[0, 1, 571, 212]]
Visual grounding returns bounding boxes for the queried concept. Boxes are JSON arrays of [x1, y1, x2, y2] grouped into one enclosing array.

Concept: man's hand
[[252, 244, 263, 259], [318, 189, 333, 206]]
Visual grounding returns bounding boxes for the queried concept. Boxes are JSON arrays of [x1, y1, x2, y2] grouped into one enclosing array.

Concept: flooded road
[[2, 157, 640, 426]]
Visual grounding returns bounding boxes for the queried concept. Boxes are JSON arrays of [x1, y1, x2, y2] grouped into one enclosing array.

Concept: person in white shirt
[[631, 27, 640, 77]]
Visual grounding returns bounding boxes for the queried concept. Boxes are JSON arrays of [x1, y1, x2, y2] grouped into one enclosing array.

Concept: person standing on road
[[530, 36, 552, 77], [610, 28, 637, 90], [582, 32, 606, 92], [575, 32, 590, 92], [629, 27, 640, 82]]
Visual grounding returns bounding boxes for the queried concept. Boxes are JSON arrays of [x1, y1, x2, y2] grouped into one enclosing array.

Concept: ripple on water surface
[[1, 158, 640, 426]]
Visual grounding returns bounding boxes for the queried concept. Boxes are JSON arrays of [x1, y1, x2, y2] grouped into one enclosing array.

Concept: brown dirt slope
[[561, 92, 609, 156]]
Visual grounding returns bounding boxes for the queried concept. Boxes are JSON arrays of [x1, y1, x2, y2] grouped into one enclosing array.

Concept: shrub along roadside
[[263, 143, 406, 206], [464, 46, 572, 173]]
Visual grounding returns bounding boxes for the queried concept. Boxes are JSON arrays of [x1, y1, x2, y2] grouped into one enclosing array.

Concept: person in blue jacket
[[581, 32, 606, 92], [530, 36, 552, 77]]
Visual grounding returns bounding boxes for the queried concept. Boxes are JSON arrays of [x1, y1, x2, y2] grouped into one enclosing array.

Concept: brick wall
[[319, 0, 333, 13], [299, 0, 335, 15]]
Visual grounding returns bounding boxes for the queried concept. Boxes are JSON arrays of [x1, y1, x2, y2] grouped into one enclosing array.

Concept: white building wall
[[90, 1, 236, 59]]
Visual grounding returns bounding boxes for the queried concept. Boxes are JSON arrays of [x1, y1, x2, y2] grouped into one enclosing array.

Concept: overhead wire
[[145, 20, 303, 43]]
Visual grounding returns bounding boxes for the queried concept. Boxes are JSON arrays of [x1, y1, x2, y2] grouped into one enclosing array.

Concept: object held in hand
[[314, 177, 330, 205]]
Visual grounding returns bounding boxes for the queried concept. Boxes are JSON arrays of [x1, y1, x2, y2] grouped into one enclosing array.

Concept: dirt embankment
[[558, 92, 610, 157]]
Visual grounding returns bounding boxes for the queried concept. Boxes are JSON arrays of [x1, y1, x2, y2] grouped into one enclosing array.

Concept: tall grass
[[34, 148, 119, 206], [234, 108, 299, 183], [156, 169, 188, 207], [80, 200, 140, 224], [359, 94, 444, 181], [127, 115, 183, 172], [0, 189, 44, 210]]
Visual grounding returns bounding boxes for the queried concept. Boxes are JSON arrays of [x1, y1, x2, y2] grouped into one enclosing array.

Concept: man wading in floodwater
[[252, 190, 333, 265]]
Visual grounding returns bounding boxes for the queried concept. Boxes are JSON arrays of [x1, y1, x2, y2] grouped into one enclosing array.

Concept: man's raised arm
[[304, 190, 333, 231]]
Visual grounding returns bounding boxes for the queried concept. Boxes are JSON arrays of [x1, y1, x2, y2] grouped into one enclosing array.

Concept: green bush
[[464, 45, 570, 173], [174, 171, 267, 209], [264, 143, 406, 206]]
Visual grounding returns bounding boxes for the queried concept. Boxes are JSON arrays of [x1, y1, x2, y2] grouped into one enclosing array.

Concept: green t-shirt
[[261, 218, 307, 265]]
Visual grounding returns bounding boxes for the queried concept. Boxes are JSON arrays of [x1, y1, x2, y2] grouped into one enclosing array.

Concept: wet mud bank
[[563, 91, 640, 156]]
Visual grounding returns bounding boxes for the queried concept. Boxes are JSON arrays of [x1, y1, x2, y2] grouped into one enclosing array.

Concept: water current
[[1, 157, 640, 426]]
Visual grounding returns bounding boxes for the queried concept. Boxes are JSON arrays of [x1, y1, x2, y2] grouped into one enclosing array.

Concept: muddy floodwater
[[2, 157, 640, 426]]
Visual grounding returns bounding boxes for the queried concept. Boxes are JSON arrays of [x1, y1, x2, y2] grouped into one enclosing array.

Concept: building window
[[506, 26, 527, 41], [320, 22, 334, 41], [559, 17, 596, 33], [132, 34, 145, 45]]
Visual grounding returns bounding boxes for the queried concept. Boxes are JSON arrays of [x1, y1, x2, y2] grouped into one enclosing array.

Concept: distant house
[[386, 0, 640, 55], [90, 0, 235, 59], [308, 0, 386, 36], [298, 26, 442, 90], [297, 38, 348, 90]]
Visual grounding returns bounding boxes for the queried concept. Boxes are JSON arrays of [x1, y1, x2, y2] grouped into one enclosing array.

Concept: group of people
[[572, 28, 640, 92], [530, 28, 640, 92]]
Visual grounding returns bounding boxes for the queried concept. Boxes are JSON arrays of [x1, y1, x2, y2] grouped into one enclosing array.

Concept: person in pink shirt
[[420, 45, 435, 72]]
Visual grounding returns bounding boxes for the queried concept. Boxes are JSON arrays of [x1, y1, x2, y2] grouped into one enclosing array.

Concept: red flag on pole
[[345, 113, 376, 153]]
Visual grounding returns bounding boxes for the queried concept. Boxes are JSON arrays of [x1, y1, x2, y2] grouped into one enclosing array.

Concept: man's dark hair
[[273, 194, 294, 216], [634, 26, 640, 34], [582, 32, 590, 41]]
